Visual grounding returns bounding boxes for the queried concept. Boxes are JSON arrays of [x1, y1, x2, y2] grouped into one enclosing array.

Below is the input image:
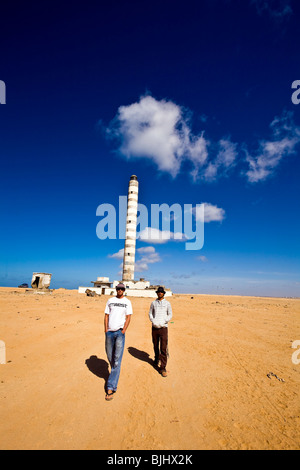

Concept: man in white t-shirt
[[104, 283, 133, 400]]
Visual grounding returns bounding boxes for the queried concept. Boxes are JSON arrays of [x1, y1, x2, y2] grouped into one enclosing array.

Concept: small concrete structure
[[0, 341, 6, 365], [92, 277, 112, 290], [78, 277, 112, 296], [31, 273, 52, 290]]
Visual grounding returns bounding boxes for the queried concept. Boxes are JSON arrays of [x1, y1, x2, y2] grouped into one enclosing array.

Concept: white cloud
[[107, 95, 299, 185], [218, 138, 238, 167], [138, 226, 186, 244], [109, 245, 161, 273], [197, 255, 208, 262], [136, 246, 156, 254], [245, 111, 300, 183], [107, 94, 237, 181], [108, 248, 124, 259], [202, 138, 238, 181], [251, 0, 293, 20], [108, 95, 186, 177], [192, 203, 226, 223], [137, 246, 161, 263], [135, 246, 161, 272]]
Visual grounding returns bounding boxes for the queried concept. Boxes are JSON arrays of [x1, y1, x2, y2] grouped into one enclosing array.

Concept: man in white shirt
[[149, 286, 172, 377], [104, 283, 133, 400]]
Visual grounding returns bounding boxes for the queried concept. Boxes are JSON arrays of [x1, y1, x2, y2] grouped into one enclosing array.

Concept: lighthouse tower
[[78, 174, 172, 297], [122, 175, 139, 282]]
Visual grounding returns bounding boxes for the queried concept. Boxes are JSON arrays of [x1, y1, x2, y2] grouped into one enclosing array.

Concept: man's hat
[[156, 286, 166, 294], [116, 283, 125, 290]]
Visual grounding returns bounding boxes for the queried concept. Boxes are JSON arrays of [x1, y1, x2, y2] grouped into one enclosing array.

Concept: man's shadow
[[128, 347, 158, 370], [85, 355, 109, 391]]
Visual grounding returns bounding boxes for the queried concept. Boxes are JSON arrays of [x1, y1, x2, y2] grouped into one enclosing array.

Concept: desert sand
[[0, 286, 299, 450]]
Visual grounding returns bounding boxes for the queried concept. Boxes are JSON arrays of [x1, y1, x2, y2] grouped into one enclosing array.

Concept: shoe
[[105, 390, 115, 401], [161, 369, 168, 377]]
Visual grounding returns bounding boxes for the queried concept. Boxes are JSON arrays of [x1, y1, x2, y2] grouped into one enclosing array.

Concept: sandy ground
[[0, 286, 299, 450]]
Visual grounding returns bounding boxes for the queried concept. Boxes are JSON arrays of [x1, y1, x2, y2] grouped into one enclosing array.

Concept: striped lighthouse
[[122, 175, 139, 282]]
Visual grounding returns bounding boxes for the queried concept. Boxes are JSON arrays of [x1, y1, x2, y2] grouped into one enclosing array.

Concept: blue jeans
[[105, 329, 125, 392]]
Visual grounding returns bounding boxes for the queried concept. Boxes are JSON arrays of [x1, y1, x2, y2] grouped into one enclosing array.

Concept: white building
[[78, 277, 172, 297], [31, 272, 52, 290]]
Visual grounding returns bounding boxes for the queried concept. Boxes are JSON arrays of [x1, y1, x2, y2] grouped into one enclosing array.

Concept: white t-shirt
[[105, 296, 133, 332]]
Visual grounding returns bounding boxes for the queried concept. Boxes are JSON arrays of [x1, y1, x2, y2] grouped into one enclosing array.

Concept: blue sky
[[0, 0, 299, 296]]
